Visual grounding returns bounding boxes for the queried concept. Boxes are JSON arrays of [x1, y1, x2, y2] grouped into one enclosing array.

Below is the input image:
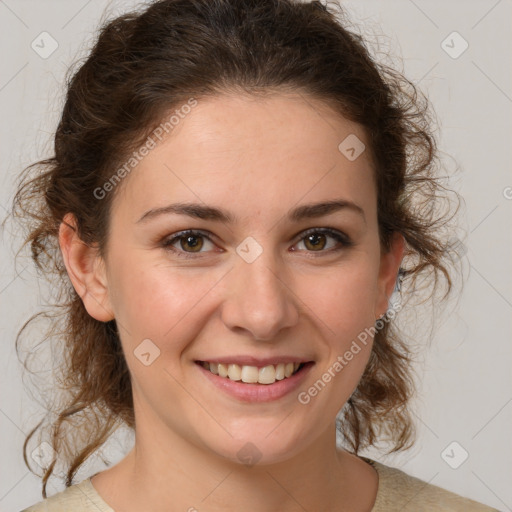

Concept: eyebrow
[[136, 199, 366, 224]]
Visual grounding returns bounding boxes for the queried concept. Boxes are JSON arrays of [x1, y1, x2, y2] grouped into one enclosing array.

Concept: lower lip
[[195, 362, 315, 403]]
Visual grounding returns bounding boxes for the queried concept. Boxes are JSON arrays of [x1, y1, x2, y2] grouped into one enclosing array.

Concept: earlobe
[[375, 232, 405, 319], [58, 213, 114, 322]]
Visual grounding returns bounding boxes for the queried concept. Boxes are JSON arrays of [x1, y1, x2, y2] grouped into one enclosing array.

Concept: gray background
[[0, 1, 510, 510]]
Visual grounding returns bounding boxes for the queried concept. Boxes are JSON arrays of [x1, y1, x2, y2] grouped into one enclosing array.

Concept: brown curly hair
[[9, 0, 462, 498]]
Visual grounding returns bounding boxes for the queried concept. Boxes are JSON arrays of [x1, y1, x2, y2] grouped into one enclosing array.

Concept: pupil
[[183, 235, 202, 251], [307, 233, 325, 250]]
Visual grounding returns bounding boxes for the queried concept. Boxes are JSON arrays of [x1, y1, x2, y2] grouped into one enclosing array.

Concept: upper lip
[[196, 356, 314, 367]]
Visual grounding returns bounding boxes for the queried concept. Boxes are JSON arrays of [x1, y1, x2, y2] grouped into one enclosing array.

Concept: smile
[[195, 360, 315, 402], [198, 361, 305, 385]]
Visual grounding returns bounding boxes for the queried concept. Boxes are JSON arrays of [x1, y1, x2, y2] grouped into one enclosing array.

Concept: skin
[[59, 92, 404, 512]]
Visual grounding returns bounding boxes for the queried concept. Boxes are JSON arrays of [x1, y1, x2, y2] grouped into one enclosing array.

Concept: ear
[[374, 231, 405, 319], [58, 213, 114, 322]]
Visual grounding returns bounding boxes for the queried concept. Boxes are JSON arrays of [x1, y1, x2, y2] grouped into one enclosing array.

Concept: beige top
[[20, 457, 500, 511]]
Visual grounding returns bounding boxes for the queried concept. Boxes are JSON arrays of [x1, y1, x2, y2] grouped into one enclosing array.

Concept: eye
[[161, 227, 353, 259], [292, 228, 353, 254], [161, 230, 218, 258]]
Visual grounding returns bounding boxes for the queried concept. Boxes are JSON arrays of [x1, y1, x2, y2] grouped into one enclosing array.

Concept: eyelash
[[161, 228, 353, 259]]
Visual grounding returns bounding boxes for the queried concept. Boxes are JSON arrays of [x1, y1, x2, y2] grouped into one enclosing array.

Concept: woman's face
[[91, 93, 403, 465]]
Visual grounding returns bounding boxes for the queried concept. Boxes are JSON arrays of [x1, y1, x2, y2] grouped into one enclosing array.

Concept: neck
[[97, 423, 376, 512], [92, 392, 378, 512]]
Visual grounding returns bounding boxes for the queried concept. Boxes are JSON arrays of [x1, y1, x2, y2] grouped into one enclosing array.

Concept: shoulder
[[20, 478, 114, 512], [362, 457, 500, 512]]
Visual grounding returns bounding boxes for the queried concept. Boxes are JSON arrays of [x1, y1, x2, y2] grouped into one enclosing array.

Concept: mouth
[[194, 359, 315, 402], [195, 360, 310, 385]]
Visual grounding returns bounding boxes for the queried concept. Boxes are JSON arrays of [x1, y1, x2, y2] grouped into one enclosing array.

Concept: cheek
[[108, 266, 223, 395], [296, 261, 378, 341], [109, 255, 223, 344], [297, 267, 377, 410]]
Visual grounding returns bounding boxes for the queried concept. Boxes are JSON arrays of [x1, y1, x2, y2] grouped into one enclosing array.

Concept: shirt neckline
[[80, 474, 115, 512], [359, 456, 385, 511]]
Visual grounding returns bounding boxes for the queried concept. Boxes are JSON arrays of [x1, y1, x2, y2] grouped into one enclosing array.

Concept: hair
[[9, 0, 462, 498]]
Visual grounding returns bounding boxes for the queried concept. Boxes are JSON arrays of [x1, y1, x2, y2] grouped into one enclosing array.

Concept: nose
[[220, 250, 300, 341]]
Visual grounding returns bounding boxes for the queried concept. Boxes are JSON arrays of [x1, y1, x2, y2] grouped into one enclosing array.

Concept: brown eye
[[294, 228, 353, 254], [162, 230, 216, 258], [178, 234, 204, 252], [303, 232, 328, 251]]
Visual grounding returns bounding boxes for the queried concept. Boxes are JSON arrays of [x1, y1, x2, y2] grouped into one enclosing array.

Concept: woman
[[13, 0, 498, 510]]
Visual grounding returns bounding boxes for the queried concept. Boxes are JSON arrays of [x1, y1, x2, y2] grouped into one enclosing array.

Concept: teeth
[[275, 363, 285, 380], [201, 361, 303, 385], [241, 365, 259, 383], [218, 363, 228, 378], [228, 364, 241, 381]]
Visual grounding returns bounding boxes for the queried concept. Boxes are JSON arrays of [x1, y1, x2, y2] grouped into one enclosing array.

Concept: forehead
[[111, 93, 376, 223]]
